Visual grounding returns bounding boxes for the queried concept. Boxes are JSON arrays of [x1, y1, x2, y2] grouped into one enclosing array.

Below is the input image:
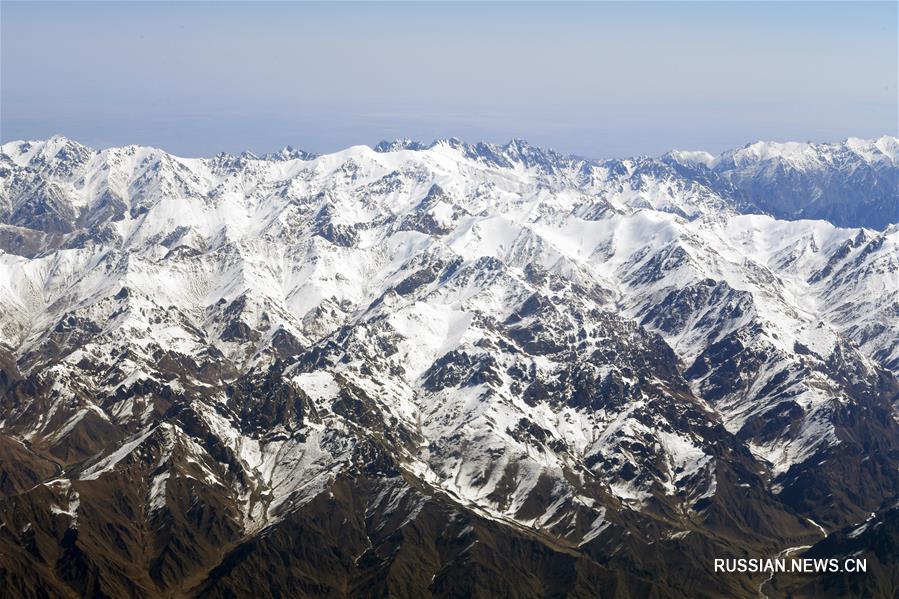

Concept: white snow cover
[[1, 135, 896, 540]]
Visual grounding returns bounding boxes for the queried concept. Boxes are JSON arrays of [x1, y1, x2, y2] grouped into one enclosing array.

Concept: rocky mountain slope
[[665, 136, 898, 230], [0, 135, 896, 597]]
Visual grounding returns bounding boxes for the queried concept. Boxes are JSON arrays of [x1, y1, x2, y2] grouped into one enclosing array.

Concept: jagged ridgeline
[[0, 135, 897, 597]]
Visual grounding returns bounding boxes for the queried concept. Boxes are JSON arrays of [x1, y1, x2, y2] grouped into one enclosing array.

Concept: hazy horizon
[[2, 1, 896, 160], [4, 130, 898, 162]]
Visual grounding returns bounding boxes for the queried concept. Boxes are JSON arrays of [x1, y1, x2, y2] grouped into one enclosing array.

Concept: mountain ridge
[[4, 133, 895, 230], [0, 134, 897, 597]]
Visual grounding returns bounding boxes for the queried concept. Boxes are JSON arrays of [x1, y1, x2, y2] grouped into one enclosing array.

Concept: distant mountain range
[[0, 135, 897, 597]]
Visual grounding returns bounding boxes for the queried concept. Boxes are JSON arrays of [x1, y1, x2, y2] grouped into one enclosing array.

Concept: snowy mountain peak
[[374, 138, 428, 153], [262, 145, 317, 161], [663, 149, 717, 168], [1, 134, 898, 596]]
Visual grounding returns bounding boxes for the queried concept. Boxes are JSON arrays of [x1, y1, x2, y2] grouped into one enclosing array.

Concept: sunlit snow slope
[[0, 135, 896, 598]]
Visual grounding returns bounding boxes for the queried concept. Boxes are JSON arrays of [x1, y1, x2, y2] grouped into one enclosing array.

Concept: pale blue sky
[[1, 1, 896, 158]]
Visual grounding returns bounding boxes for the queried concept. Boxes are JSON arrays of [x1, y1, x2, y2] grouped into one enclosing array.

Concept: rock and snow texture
[[0, 135, 897, 596]]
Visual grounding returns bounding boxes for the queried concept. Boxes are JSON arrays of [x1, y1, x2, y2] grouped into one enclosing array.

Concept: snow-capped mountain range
[[0, 135, 896, 597]]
